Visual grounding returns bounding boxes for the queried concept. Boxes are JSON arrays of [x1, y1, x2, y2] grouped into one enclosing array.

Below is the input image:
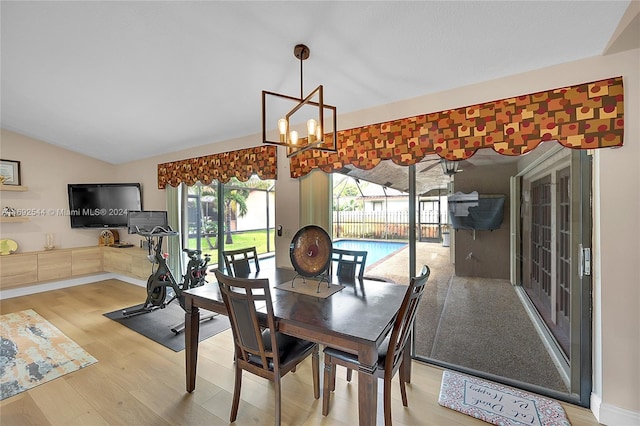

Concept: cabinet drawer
[[131, 258, 153, 280], [38, 251, 72, 281], [72, 247, 103, 276], [103, 250, 132, 275], [0, 254, 38, 288]]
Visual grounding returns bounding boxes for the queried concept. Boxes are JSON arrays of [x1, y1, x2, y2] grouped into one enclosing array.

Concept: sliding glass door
[[330, 147, 593, 406], [517, 148, 592, 403], [183, 176, 276, 269]]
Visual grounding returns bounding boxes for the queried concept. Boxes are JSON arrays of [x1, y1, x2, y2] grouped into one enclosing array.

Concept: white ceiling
[[1, 1, 635, 165]]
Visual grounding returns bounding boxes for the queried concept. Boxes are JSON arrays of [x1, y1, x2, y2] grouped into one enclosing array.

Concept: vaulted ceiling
[[2, 1, 636, 171]]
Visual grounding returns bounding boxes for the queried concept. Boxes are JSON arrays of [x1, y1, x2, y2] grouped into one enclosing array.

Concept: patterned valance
[[289, 77, 624, 178], [158, 146, 277, 189]]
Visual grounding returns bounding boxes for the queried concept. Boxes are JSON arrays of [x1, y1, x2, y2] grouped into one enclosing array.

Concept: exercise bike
[[122, 225, 216, 334]]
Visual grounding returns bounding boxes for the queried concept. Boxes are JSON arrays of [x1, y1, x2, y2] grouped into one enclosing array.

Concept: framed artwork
[[0, 159, 21, 186]]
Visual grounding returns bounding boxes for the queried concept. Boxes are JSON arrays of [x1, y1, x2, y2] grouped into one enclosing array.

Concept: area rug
[[275, 279, 344, 299], [438, 371, 570, 426], [104, 302, 230, 352], [1, 309, 97, 401]]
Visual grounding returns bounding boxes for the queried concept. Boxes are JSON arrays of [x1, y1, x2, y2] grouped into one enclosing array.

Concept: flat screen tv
[[67, 183, 142, 228]]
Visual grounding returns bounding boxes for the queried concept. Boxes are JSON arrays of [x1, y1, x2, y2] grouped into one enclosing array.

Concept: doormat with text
[[438, 370, 570, 426]]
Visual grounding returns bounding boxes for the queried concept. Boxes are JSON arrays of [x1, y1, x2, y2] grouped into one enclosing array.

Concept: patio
[[366, 241, 568, 393]]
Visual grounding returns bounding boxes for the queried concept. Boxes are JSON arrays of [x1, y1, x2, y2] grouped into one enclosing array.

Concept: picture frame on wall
[[0, 159, 21, 186]]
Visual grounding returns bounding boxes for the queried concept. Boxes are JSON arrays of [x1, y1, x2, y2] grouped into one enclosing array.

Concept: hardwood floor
[[0, 279, 600, 425]]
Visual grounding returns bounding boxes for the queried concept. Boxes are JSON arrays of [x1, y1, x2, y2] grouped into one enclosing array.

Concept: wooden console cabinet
[[103, 246, 152, 280], [37, 250, 72, 281], [72, 247, 104, 276], [0, 253, 38, 288], [0, 246, 151, 290]]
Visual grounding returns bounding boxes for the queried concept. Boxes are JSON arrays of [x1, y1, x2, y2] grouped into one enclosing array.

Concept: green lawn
[[187, 229, 275, 264]]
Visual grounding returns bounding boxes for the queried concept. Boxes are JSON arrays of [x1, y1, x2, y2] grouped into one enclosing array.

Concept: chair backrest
[[214, 269, 279, 373], [384, 265, 431, 373], [331, 248, 367, 280], [223, 247, 260, 278]]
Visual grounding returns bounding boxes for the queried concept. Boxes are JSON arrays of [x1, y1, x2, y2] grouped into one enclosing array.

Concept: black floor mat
[[104, 302, 229, 352]]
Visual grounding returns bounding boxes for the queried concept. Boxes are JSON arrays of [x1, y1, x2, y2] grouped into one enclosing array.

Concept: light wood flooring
[[0, 279, 600, 425]]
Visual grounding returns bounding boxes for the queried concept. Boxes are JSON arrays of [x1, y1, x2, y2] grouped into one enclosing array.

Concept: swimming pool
[[333, 239, 407, 265]]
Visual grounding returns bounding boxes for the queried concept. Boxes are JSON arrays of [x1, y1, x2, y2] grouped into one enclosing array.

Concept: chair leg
[[230, 364, 242, 422], [346, 367, 352, 382], [399, 360, 408, 407], [312, 348, 320, 399], [383, 376, 393, 426], [274, 376, 282, 426], [330, 359, 337, 391], [322, 354, 333, 416]]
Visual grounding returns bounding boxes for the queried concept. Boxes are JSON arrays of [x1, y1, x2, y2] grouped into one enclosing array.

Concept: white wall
[[1, 48, 638, 423], [0, 129, 117, 251]]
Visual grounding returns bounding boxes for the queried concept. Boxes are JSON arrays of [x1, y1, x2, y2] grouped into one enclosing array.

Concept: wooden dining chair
[[222, 246, 260, 278], [331, 248, 368, 281], [213, 269, 320, 425], [322, 265, 431, 425]]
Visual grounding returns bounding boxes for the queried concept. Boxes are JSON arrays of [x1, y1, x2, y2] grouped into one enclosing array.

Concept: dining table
[[183, 266, 409, 426]]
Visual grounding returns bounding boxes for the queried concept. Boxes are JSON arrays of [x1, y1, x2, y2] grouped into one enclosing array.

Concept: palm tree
[[224, 187, 249, 244], [190, 178, 259, 246]]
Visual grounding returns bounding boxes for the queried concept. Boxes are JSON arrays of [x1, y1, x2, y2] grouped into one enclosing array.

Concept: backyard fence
[[333, 210, 448, 241], [333, 211, 410, 239]]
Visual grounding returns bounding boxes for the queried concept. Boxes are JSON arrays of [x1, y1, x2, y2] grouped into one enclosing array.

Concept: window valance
[[158, 146, 277, 189], [289, 77, 624, 178]]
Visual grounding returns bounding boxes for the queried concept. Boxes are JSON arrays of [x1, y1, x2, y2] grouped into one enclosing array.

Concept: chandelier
[[262, 44, 337, 157]]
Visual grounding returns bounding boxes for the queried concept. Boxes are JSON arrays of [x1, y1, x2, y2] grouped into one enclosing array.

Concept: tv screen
[[67, 183, 142, 228], [127, 210, 168, 234]]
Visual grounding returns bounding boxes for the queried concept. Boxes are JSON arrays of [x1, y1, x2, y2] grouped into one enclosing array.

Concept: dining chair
[[331, 248, 368, 281], [213, 269, 320, 425], [332, 248, 399, 381], [222, 246, 260, 278], [322, 265, 431, 425]]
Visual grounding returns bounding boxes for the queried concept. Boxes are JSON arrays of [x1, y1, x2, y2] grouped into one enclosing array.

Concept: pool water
[[332, 239, 407, 265]]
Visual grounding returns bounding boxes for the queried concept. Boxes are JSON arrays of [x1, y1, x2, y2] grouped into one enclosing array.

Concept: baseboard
[[108, 274, 147, 288], [0, 273, 146, 300], [592, 393, 640, 425]]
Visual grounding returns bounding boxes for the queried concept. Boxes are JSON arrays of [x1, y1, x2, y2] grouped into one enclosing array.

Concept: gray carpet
[[104, 302, 230, 352]]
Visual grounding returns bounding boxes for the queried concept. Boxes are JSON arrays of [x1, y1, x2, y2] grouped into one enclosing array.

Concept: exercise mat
[[104, 302, 229, 352]]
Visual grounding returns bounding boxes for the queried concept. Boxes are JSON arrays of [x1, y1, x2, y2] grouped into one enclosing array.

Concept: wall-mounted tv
[[67, 183, 142, 229]]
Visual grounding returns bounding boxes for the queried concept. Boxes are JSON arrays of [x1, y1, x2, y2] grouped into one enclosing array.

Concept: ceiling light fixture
[[262, 44, 337, 157], [441, 159, 460, 177]]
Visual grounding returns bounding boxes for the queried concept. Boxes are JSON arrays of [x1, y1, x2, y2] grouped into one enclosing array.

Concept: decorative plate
[[0, 238, 18, 255], [289, 225, 332, 277]]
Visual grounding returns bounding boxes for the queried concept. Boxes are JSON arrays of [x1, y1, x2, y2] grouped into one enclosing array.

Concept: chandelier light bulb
[[278, 118, 287, 142], [290, 130, 299, 145], [307, 119, 317, 143]]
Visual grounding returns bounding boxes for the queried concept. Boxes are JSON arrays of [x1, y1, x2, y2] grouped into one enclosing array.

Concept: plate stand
[[290, 272, 331, 293]]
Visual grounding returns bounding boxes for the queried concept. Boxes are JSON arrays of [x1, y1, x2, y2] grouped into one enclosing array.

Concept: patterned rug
[[1, 309, 97, 400], [438, 370, 571, 425]]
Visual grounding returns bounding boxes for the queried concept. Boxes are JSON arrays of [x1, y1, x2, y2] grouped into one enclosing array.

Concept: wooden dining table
[[183, 267, 408, 426]]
